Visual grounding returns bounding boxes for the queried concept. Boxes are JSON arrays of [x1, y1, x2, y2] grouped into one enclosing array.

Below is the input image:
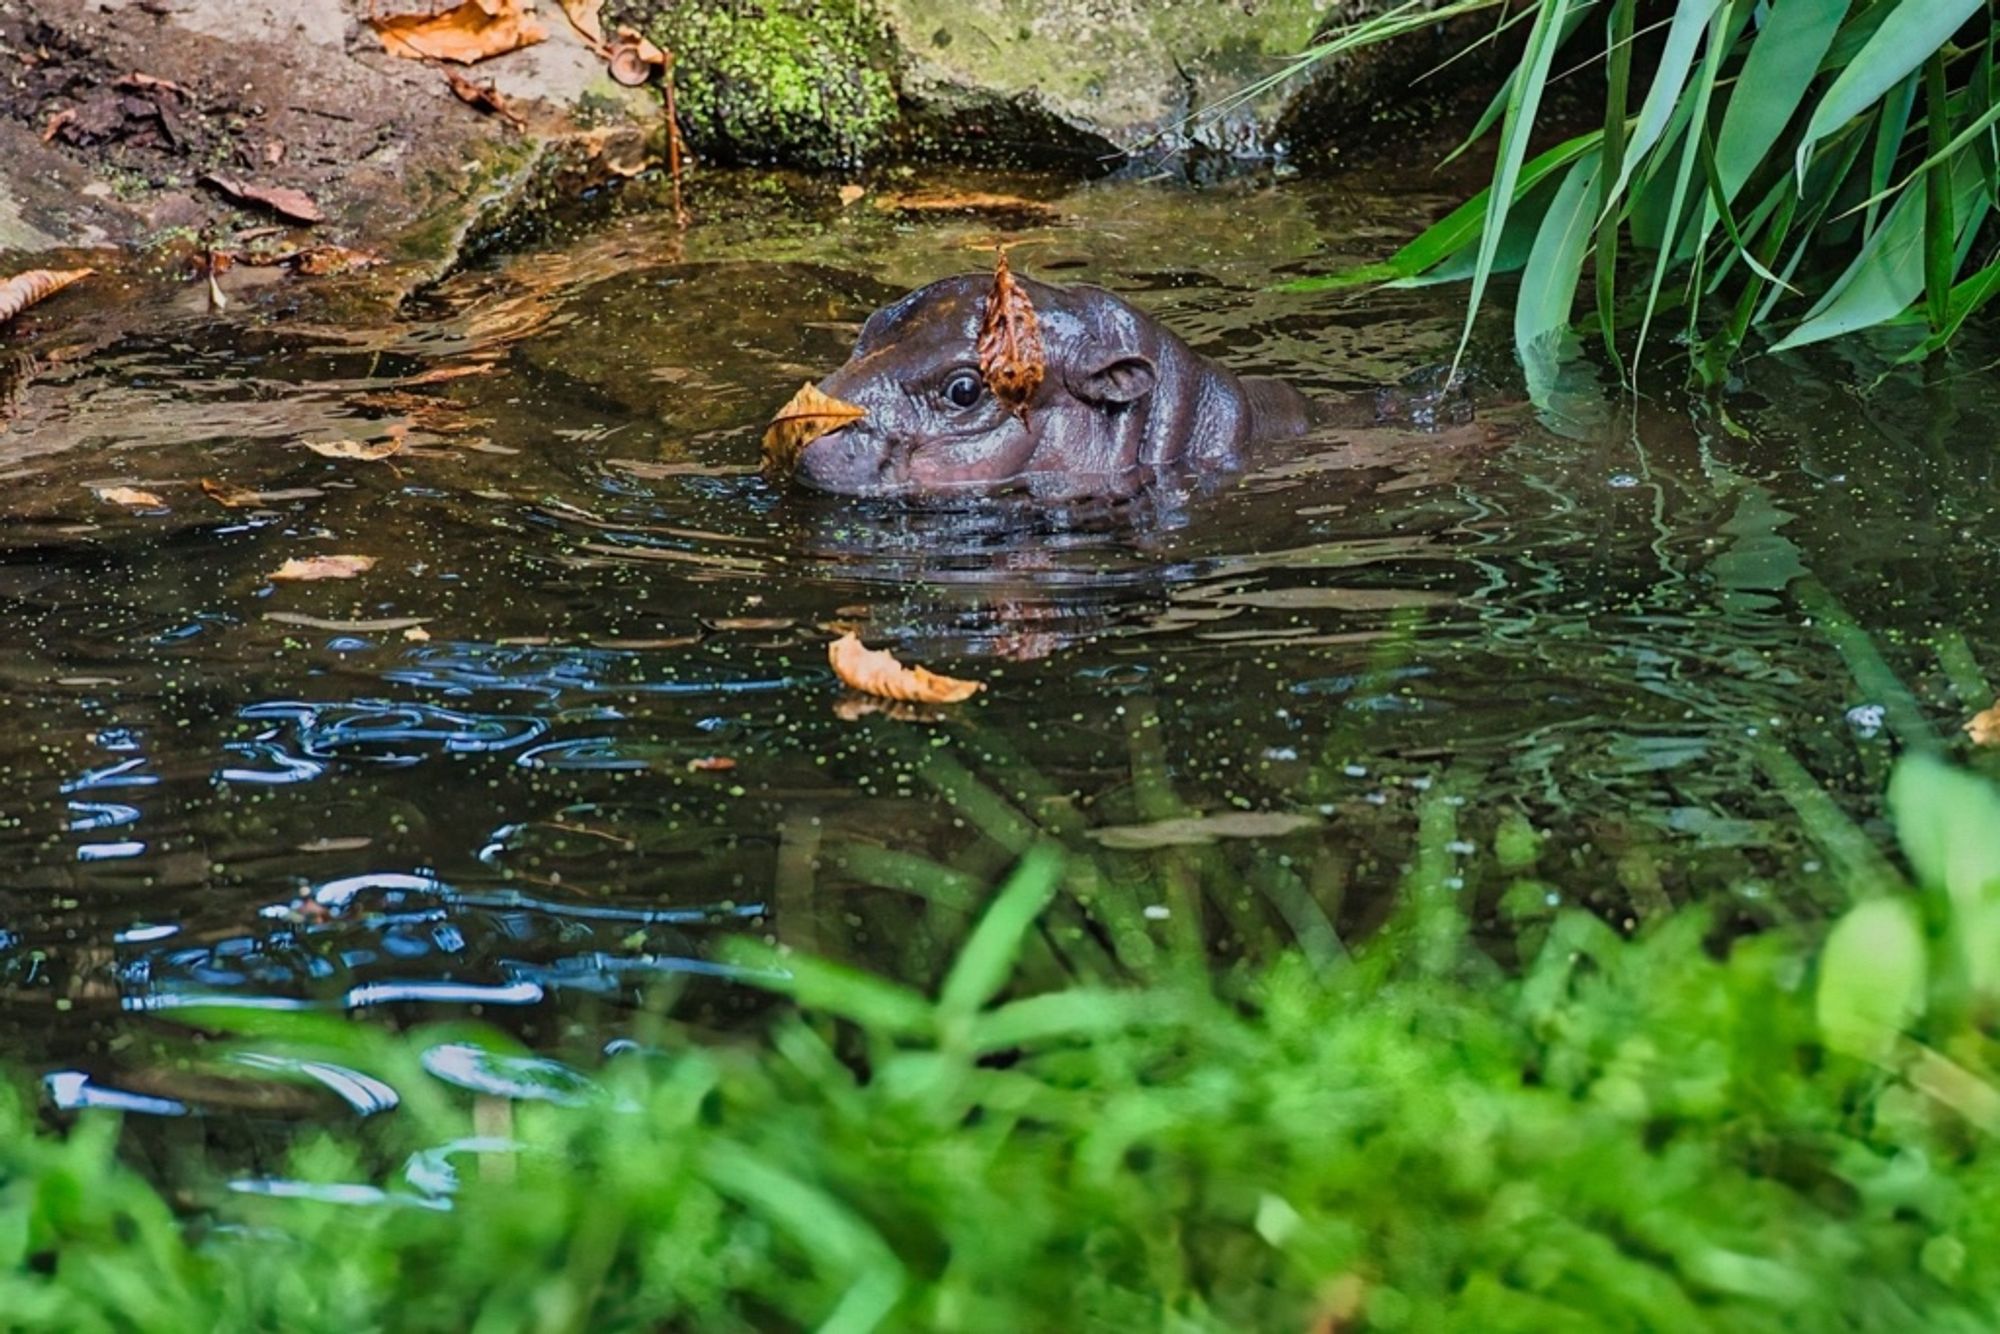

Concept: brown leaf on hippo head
[[762, 381, 865, 475], [976, 249, 1044, 422]]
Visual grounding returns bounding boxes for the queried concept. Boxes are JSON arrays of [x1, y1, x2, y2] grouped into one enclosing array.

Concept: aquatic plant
[[4, 755, 2000, 1330], [1269, 2, 1998, 400]]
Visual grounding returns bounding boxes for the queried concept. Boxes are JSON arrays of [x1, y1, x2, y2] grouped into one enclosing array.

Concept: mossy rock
[[614, 0, 898, 169]]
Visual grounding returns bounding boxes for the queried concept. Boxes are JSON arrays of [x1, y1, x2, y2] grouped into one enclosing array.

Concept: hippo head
[[789, 273, 1188, 501]]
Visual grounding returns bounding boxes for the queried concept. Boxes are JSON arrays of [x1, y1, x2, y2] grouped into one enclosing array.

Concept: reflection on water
[[2, 168, 1998, 1123]]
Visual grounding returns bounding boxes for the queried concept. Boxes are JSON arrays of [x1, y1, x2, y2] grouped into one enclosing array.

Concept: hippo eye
[[943, 371, 985, 410]]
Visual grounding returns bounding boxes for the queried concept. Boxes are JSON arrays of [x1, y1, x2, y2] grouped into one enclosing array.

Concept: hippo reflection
[[787, 272, 1382, 501]]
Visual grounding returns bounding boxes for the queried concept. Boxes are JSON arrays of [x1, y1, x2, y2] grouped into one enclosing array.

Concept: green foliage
[[1280, 1, 2000, 398], [8, 764, 2000, 1330]]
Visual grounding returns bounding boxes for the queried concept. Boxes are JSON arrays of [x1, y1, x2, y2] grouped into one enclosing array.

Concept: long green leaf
[[1516, 152, 1602, 405], [1633, 1, 1731, 370], [1925, 50, 1957, 330], [1597, 0, 1636, 370], [1447, 0, 1577, 378], [1771, 153, 1988, 349], [1279, 131, 1600, 292], [1891, 255, 2000, 363], [1593, 0, 1727, 230], [1795, 0, 1983, 185]]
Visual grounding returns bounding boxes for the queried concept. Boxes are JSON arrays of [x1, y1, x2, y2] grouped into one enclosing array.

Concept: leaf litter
[[828, 632, 983, 705]]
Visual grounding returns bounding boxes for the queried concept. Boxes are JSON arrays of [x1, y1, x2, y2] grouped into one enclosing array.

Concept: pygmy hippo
[[783, 272, 1348, 501]]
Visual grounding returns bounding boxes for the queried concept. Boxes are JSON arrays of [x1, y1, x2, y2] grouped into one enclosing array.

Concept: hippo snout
[[797, 425, 897, 495]]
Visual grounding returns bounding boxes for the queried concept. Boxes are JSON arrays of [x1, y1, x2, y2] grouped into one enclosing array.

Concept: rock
[[612, 0, 1509, 169]]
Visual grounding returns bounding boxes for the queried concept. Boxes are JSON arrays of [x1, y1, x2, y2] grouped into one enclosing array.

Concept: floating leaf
[[404, 625, 432, 643], [762, 381, 865, 473], [0, 268, 93, 324], [265, 613, 428, 632], [202, 479, 324, 508], [92, 485, 164, 509], [1087, 811, 1321, 850], [828, 632, 983, 705], [270, 555, 376, 582], [370, 0, 548, 63], [304, 434, 404, 462], [877, 191, 1059, 224], [201, 174, 323, 225], [1966, 703, 2000, 747], [837, 184, 866, 207], [686, 755, 737, 773], [976, 250, 1044, 420]]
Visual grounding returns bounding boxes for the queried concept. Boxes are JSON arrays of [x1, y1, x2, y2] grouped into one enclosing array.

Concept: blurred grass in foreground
[[5, 755, 2000, 1331]]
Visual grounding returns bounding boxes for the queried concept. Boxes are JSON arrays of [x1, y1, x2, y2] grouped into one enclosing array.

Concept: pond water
[[2, 168, 1996, 1117]]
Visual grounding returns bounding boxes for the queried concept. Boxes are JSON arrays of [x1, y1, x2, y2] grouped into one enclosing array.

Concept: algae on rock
[[616, 0, 898, 169]]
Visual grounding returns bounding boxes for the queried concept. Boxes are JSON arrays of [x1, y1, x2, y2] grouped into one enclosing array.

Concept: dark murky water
[[3, 170, 1997, 1116]]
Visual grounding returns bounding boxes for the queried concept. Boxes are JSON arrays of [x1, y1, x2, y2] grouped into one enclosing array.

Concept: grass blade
[[1796, 0, 1983, 185]]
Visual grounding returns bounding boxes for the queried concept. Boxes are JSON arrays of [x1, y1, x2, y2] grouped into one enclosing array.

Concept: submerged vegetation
[[1270, 1, 2000, 399], [6, 755, 2000, 1330]]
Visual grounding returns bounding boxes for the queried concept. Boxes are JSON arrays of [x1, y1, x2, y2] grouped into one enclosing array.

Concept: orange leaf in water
[[270, 554, 376, 582], [762, 381, 865, 473], [304, 432, 404, 462], [0, 268, 93, 324], [93, 485, 164, 508], [1968, 703, 2000, 747], [828, 632, 983, 705], [370, 0, 548, 64], [686, 755, 737, 772], [976, 249, 1044, 420]]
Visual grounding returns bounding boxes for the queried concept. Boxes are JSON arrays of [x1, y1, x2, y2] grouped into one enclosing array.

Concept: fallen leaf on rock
[[763, 381, 864, 473], [290, 245, 385, 276], [838, 183, 865, 207], [1088, 811, 1320, 850], [977, 250, 1044, 420], [371, 0, 548, 64], [304, 433, 404, 462], [686, 755, 736, 773], [1968, 703, 2000, 747], [0, 268, 93, 324], [93, 485, 164, 508], [444, 67, 527, 130], [828, 632, 983, 704], [202, 174, 323, 224], [116, 72, 187, 98], [558, 0, 607, 49], [607, 25, 667, 86], [270, 554, 376, 581], [41, 108, 75, 143]]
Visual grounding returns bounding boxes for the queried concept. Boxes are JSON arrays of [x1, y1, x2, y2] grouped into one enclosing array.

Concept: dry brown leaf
[[290, 245, 385, 276], [1968, 703, 2000, 747], [558, 0, 607, 49], [202, 174, 323, 224], [270, 554, 376, 582], [371, 0, 549, 64], [827, 632, 983, 705], [443, 67, 527, 129], [400, 363, 496, 386], [0, 268, 93, 324], [977, 250, 1044, 420], [876, 191, 1060, 224], [686, 755, 736, 772], [40, 108, 75, 143], [762, 381, 865, 473], [93, 485, 164, 508], [116, 72, 187, 98], [201, 478, 261, 508], [837, 183, 865, 207], [304, 433, 404, 462]]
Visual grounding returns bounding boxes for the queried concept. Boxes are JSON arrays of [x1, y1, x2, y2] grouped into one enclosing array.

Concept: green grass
[[5, 755, 2000, 1330], [1262, 2, 2000, 400]]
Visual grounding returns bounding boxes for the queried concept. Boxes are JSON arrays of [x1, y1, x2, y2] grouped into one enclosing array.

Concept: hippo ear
[[1070, 345, 1157, 406]]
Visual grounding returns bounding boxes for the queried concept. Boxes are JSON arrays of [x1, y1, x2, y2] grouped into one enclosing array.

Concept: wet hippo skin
[[793, 272, 1369, 501]]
